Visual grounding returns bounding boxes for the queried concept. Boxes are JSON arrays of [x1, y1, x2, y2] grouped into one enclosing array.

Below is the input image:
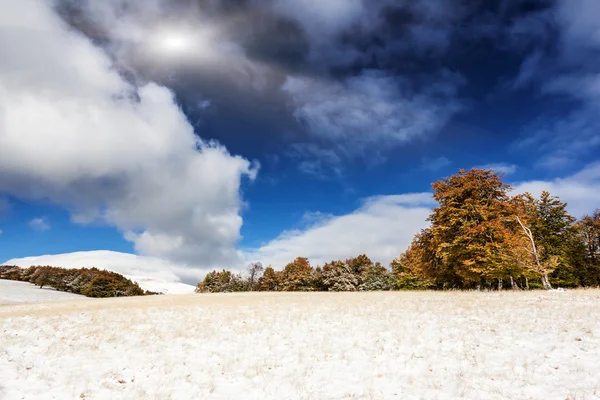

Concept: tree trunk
[[525, 277, 529, 290], [509, 275, 520, 290], [516, 216, 553, 290], [542, 273, 552, 291], [498, 278, 503, 291]]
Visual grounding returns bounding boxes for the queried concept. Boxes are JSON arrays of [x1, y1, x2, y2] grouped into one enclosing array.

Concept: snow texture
[[1, 291, 599, 399], [0, 279, 86, 305]]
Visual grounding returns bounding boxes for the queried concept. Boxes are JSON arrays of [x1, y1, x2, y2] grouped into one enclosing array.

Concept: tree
[[280, 257, 314, 291], [35, 269, 51, 289], [80, 270, 145, 297], [348, 254, 373, 275], [574, 210, 600, 286], [390, 251, 434, 290], [196, 270, 238, 293], [359, 262, 391, 291], [514, 214, 555, 290], [258, 267, 280, 291], [428, 169, 516, 288], [0, 266, 24, 281], [322, 261, 358, 291], [311, 266, 327, 291], [524, 192, 577, 286], [579, 210, 600, 264], [346, 254, 372, 286], [1, 265, 145, 297], [246, 262, 264, 291]]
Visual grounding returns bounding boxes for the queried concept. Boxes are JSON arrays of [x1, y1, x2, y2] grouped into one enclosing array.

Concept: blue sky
[[1, 0, 599, 275]]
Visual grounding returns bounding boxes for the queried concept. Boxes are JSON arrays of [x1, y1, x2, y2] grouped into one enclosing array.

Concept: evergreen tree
[[523, 192, 577, 286], [322, 261, 358, 291], [574, 210, 600, 286], [196, 269, 237, 293], [258, 267, 280, 291], [359, 262, 391, 291]]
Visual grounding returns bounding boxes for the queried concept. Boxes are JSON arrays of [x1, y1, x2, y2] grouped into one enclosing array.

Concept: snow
[[0, 279, 87, 305], [125, 276, 197, 295], [1, 291, 600, 399], [3, 251, 197, 294]]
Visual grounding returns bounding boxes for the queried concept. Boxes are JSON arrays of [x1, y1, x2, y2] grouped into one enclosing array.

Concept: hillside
[[3, 251, 197, 295], [0, 279, 86, 305]]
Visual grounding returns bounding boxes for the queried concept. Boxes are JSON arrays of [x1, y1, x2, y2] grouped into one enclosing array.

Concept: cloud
[[272, 0, 365, 37], [283, 70, 463, 165], [55, 0, 470, 174], [0, 0, 257, 268], [246, 161, 600, 269], [271, 0, 465, 67], [421, 156, 452, 172], [244, 193, 434, 268], [29, 218, 50, 232], [513, 162, 600, 218], [555, 0, 600, 54], [510, 0, 600, 169], [473, 163, 517, 176]]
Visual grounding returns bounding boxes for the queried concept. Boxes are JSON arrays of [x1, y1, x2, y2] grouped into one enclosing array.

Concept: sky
[[0, 0, 599, 281]]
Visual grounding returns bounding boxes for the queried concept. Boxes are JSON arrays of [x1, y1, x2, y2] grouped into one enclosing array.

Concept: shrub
[[0, 265, 146, 298]]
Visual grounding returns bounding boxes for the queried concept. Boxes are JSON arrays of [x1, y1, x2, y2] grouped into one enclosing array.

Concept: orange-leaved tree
[[428, 169, 516, 288]]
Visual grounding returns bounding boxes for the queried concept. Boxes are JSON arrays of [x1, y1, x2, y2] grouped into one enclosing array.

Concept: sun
[[156, 32, 193, 54], [146, 26, 219, 62]]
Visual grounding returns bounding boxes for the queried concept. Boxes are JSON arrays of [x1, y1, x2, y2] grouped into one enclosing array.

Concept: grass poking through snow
[[1, 291, 599, 399]]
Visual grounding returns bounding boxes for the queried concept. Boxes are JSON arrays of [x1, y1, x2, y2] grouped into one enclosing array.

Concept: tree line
[[197, 169, 600, 292], [0, 265, 150, 297]]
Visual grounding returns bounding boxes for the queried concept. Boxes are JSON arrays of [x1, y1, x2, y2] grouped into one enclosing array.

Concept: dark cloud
[[55, 0, 595, 177]]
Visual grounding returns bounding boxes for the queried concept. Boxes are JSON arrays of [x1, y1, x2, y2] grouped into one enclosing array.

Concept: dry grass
[[1, 291, 600, 399]]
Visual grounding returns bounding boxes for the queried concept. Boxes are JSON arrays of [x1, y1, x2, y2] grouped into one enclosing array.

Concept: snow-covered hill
[[0, 279, 87, 304], [2, 251, 197, 295]]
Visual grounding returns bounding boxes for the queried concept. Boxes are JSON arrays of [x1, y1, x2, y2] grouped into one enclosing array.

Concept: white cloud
[[514, 162, 600, 218], [0, 0, 257, 268], [29, 218, 50, 232], [283, 70, 462, 161], [246, 162, 600, 269], [244, 193, 434, 268], [473, 163, 517, 176]]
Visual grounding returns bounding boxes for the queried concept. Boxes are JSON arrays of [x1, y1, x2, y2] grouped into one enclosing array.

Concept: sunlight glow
[[145, 26, 222, 63], [157, 32, 193, 53]]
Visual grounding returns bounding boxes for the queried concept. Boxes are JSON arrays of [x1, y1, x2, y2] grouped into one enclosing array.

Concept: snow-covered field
[[0, 279, 87, 305], [1, 291, 599, 400]]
